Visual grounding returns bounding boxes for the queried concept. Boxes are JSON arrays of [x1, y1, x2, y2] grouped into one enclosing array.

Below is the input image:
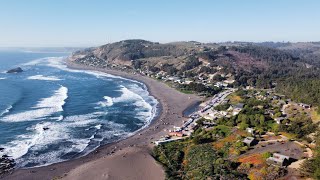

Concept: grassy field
[[310, 107, 320, 122], [178, 89, 194, 94], [279, 132, 297, 139]]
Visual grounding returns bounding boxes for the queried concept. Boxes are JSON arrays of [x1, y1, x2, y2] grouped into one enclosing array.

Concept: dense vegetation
[[178, 82, 222, 96], [153, 135, 247, 179], [301, 133, 320, 179], [276, 78, 320, 112]]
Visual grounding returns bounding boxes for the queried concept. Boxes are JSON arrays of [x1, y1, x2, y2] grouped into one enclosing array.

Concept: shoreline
[[2, 60, 202, 180]]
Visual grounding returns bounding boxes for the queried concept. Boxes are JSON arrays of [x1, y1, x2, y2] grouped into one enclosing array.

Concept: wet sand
[[2, 61, 202, 180]]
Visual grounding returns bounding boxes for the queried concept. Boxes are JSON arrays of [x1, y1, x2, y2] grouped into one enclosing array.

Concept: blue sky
[[0, 0, 320, 47]]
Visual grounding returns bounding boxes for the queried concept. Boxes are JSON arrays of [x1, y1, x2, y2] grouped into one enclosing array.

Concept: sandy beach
[[2, 61, 202, 180]]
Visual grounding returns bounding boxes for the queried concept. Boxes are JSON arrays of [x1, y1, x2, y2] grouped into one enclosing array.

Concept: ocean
[[0, 50, 158, 168]]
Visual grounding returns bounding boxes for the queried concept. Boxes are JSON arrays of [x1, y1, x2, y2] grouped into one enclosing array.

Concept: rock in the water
[[0, 155, 15, 175], [6, 67, 23, 73], [43, 127, 49, 131]]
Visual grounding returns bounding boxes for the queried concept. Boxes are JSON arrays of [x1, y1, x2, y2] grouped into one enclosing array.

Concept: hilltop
[[69, 39, 320, 90]]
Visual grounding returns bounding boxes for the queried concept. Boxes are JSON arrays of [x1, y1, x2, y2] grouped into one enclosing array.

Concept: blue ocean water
[[0, 51, 158, 168]]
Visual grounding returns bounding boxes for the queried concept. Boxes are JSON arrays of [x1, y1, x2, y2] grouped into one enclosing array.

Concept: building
[[274, 117, 285, 124], [299, 103, 311, 109], [246, 128, 255, 135], [203, 121, 216, 128], [232, 103, 244, 115], [169, 132, 184, 137], [267, 153, 290, 167], [243, 137, 256, 147]]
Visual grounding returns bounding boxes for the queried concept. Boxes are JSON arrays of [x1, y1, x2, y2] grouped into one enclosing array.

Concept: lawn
[[179, 89, 194, 94], [279, 132, 297, 139]]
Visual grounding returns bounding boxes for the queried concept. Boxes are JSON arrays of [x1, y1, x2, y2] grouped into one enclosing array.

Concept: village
[[93, 47, 320, 178], [151, 78, 317, 178]]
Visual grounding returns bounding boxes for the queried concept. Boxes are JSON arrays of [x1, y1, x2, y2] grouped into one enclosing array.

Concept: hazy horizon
[[1, 0, 320, 47]]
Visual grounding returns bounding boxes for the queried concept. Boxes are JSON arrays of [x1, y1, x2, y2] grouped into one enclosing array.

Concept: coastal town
[[70, 38, 320, 179], [154, 86, 316, 178], [2, 1, 320, 180], [133, 64, 318, 179]]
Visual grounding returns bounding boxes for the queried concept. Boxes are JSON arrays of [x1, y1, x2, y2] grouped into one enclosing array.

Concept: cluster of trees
[[231, 45, 298, 63], [301, 133, 320, 179], [178, 82, 222, 96], [180, 56, 202, 71], [279, 114, 318, 139], [276, 78, 320, 112], [153, 128, 247, 179], [214, 103, 230, 111], [114, 39, 187, 61], [161, 63, 177, 75]]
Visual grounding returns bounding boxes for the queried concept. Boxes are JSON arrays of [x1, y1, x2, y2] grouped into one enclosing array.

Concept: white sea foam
[[0, 112, 108, 165], [4, 56, 159, 167], [113, 85, 158, 124], [27, 75, 62, 81], [1, 86, 68, 122], [0, 122, 69, 159], [0, 77, 6, 80], [0, 105, 12, 116], [95, 124, 102, 130], [96, 96, 113, 107], [22, 57, 145, 87]]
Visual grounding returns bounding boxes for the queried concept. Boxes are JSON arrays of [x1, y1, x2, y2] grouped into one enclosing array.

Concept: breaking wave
[[0, 55, 159, 168], [96, 96, 114, 107], [0, 105, 13, 117], [1, 86, 68, 122], [27, 75, 62, 81]]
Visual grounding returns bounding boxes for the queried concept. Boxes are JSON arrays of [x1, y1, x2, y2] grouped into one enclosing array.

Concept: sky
[[0, 0, 320, 47]]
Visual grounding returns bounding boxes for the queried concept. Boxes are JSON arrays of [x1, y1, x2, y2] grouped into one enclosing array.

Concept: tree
[[259, 115, 265, 126], [239, 122, 249, 130]]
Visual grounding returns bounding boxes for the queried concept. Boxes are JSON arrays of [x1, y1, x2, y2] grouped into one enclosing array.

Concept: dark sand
[[2, 61, 202, 180]]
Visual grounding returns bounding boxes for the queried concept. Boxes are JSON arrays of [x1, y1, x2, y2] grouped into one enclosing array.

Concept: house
[[234, 103, 244, 109], [203, 121, 216, 127], [272, 95, 280, 100], [243, 137, 256, 147], [274, 117, 285, 124], [265, 109, 275, 117], [299, 103, 311, 109], [232, 103, 244, 115], [266, 153, 290, 167], [169, 132, 184, 137], [246, 128, 255, 135], [173, 126, 182, 132]]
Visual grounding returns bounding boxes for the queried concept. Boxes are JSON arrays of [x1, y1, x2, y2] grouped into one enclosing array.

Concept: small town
[[147, 68, 317, 179]]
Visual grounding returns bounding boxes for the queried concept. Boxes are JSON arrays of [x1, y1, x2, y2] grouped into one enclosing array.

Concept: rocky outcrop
[[0, 155, 15, 176], [6, 67, 23, 73]]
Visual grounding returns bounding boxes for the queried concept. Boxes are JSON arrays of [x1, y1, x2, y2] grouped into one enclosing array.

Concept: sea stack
[[6, 67, 23, 73]]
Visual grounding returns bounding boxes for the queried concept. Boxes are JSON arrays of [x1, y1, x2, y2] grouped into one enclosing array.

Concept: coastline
[[2, 60, 202, 180]]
